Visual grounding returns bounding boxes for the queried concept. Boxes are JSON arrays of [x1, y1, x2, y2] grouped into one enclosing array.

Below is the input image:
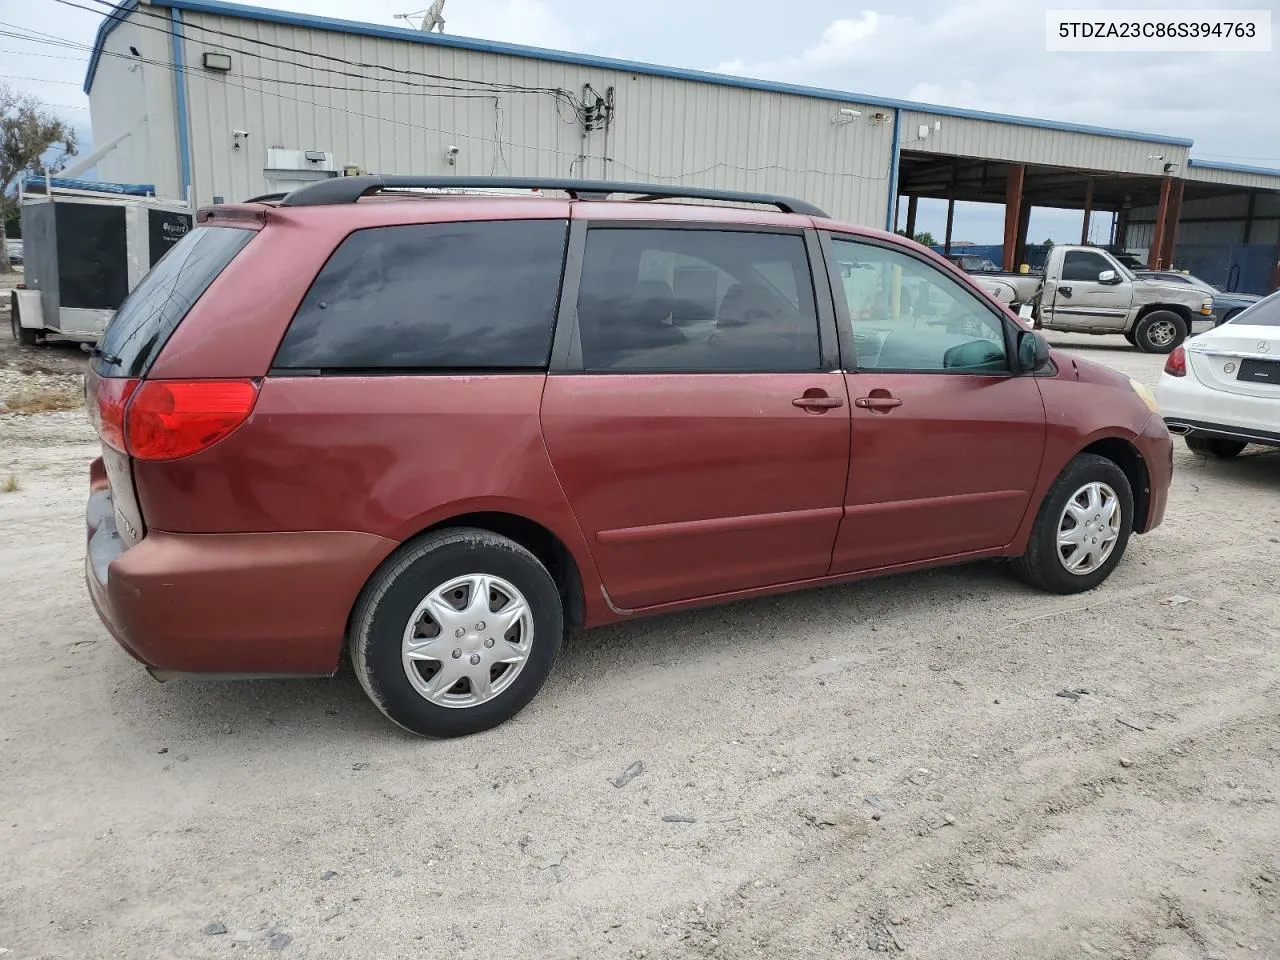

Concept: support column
[[1116, 208, 1130, 249], [1243, 191, 1257, 244], [1002, 163, 1026, 271], [1148, 177, 1173, 269], [904, 195, 918, 240], [1080, 177, 1095, 244], [1015, 202, 1032, 269], [1158, 178, 1184, 269], [943, 196, 956, 255]]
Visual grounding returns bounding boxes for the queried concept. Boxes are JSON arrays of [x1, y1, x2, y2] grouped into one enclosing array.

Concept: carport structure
[[896, 152, 1189, 269], [889, 109, 1195, 271]]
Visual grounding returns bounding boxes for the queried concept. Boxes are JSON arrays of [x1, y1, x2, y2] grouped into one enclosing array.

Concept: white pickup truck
[[972, 245, 1215, 353]]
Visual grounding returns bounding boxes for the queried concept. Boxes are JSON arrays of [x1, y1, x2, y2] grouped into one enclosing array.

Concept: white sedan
[[1157, 291, 1280, 457]]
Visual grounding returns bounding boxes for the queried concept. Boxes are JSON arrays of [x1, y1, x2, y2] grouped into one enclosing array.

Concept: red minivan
[[84, 177, 1172, 737]]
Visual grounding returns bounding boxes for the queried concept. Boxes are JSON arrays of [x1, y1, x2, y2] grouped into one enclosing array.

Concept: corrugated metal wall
[[175, 11, 894, 219], [1187, 165, 1280, 192], [1127, 193, 1280, 247], [88, 16, 182, 199], [899, 110, 1189, 177]]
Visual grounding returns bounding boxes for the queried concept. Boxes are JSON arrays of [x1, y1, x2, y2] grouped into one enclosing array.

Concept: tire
[[1219, 309, 1241, 327], [1132, 310, 1186, 354], [1012, 453, 1134, 595], [349, 527, 564, 738], [10, 297, 37, 346], [1186, 436, 1246, 458]]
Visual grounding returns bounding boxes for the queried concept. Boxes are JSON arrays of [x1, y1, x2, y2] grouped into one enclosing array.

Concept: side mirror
[[1017, 329, 1051, 372], [1098, 269, 1119, 284]]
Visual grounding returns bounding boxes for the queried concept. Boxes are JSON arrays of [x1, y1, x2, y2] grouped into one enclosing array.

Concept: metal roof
[[86, 0, 1195, 149], [1187, 159, 1280, 179]]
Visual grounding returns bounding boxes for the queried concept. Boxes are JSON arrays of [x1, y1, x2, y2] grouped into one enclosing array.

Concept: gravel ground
[[1, 330, 1278, 960]]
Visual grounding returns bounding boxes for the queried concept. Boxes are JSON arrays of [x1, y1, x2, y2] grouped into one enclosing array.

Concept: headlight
[[1129, 378, 1160, 413], [1200, 298, 1214, 316]]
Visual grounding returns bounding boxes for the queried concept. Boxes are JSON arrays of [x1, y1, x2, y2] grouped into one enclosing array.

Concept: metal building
[[85, 0, 1280, 291]]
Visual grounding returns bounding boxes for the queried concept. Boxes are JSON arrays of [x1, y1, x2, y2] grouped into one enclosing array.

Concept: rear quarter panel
[[130, 375, 609, 620]]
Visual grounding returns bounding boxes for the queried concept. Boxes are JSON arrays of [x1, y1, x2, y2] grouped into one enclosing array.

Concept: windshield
[[1227, 291, 1280, 327]]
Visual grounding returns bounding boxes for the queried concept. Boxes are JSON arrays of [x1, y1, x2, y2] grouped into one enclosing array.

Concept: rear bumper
[[86, 487, 396, 675], [1164, 418, 1280, 447], [1158, 370, 1279, 440]]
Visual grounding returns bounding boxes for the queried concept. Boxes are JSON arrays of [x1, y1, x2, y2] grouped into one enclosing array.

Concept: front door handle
[[854, 395, 903, 411], [793, 395, 844, 411], [1059, 286, 1073, 298]]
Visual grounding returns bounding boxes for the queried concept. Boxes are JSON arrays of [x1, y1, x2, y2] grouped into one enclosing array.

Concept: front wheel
[[1132, 311, 1186, 354], [1186, 436, 1246, 458], [349, 528, 564, 738], [1012, 454, 1134, 594]]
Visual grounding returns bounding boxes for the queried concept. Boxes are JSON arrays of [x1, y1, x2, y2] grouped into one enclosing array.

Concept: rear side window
[[1229, 291, 1280, 327], [275, 219, 567, 370], [575, 228, 820, 372], [96, 225, 254, 377]]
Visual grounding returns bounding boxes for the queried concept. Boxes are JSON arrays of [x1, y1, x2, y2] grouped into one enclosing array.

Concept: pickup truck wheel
[[348, 527, 564, 738], [1186, 436, 1246, 458], [1132, 311, 1186, 354], [1011, 453, 1134, 595]]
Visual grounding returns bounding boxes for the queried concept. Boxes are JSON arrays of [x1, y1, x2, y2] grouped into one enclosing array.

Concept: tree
[[1, 84, 77, 271], [895, 229, 937, 247]]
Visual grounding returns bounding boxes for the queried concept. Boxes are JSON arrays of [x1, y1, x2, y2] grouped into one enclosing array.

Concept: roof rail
[[244, 191, 290, 204], [276, 175, 828, 217]]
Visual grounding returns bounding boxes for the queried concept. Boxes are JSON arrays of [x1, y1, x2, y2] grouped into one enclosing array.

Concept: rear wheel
[[1186, 436, 1246, 458], [1132, 310, 1186, 354], [1012, 453, 1134, 594], [349, 527, 564, 738], [10, 296, 37, 346]]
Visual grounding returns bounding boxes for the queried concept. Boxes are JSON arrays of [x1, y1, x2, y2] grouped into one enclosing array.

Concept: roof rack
[[244, 191, 290, 204], [275, 175, 828, 217]]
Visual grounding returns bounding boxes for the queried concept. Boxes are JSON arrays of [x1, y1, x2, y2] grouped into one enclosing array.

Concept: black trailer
[[10, 178, 193, 345]]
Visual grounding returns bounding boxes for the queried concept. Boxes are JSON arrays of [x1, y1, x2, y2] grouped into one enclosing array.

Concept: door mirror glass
[[1017, 329, 1051, 372], [1098, 269, 1119, 284]]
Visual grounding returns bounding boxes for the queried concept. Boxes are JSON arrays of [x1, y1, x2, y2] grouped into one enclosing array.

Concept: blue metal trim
[[1187, 158, 1280, 179], [83, 0, 139, 94], [885, 108, 901, 232], [169, 8, 192, 200], [88, 0, 1195, 148]]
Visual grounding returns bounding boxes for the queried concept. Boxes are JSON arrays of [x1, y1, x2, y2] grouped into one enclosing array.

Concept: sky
[[0, 0, 1276, 242]]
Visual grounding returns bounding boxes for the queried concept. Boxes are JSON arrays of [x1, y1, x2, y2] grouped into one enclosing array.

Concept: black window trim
[[268, 216, 572, 376], [819, 230, 1021, 377], [548, 220, 838, 375]]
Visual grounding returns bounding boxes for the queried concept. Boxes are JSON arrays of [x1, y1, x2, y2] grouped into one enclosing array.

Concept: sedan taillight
[[1164, 345, 1187, 377]]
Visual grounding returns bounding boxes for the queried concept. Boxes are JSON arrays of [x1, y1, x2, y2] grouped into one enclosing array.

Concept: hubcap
[[1149, 320, 1177, 347], [401, 574, 533, 709], [1056, 481, 1122, 576]]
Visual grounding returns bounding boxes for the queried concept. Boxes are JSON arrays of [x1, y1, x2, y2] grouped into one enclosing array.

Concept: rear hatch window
[[86, 224, 253, 548], [93, 225, 254, 379]]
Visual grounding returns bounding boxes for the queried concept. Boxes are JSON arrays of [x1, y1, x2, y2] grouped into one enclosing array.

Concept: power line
[[57, 0, 593, 121], [0, 74, 82, 85]]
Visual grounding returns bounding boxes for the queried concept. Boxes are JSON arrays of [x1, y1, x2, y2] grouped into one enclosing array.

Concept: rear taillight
[[125, 380, 258, 461], [1164, 345, 1187, 377], [91, 377, 140, 452]]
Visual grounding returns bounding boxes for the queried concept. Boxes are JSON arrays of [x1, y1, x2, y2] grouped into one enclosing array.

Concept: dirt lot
[[1, 324, 1278, 960]]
